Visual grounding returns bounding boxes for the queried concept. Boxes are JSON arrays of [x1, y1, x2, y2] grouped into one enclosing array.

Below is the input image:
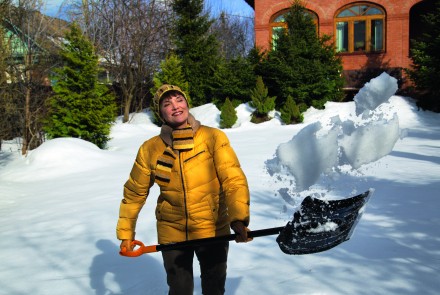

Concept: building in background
[[244, 0, 435, 90]]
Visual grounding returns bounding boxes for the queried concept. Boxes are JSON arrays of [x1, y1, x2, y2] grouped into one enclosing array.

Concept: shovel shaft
[[249, 226, 284, 238], [119, 226, 285, 257]]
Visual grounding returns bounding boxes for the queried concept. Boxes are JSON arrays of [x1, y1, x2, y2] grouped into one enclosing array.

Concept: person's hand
[[120, 239, 134, 252], [231, 221, 253, 243]]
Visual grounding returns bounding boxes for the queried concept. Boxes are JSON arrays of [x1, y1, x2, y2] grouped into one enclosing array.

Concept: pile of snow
[[354, 72, 399, 116], [0, 138, 123, 181], [266, 72, 402, 192]]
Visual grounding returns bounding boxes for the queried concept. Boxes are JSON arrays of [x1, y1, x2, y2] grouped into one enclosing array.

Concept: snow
[[1, 73, 439, 294], [307, 221, 339, 234], [354, 72, 399, 116], [266, 73, 402, 193]]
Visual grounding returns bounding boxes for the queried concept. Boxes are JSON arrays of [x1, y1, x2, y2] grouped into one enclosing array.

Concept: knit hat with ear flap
[[153, 84, 189, 121]]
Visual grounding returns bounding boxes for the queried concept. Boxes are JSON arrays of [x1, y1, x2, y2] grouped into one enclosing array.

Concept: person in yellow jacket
[[116, 84, 251, 295]]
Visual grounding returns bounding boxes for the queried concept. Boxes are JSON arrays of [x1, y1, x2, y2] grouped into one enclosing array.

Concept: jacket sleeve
[[212, 130, 250, 226], [116, 144, 154, 240]]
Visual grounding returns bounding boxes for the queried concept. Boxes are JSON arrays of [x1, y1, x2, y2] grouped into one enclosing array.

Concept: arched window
[[335, 4, 385, 53], [270, 9, 318, 49]]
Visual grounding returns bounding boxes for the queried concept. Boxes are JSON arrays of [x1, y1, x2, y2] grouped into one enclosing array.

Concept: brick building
[[244, 0, 435, 89]]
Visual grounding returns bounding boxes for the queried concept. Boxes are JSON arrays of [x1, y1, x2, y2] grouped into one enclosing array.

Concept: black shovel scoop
[[120, 189, 373, 256]]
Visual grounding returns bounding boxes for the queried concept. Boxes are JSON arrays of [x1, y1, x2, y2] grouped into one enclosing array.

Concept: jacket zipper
[[179, 152, 189, 241]]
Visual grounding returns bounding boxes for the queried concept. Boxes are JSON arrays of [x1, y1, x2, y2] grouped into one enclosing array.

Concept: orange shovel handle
[[119, 240, 158, 257]]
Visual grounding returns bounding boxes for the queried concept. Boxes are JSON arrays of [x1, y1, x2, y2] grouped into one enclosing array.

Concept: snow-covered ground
[[1, 73, 439, 294]]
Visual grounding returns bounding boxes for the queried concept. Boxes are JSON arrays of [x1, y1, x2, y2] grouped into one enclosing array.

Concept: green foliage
[[211, 56, 256, 104], [220, 97, 237, 128], [152, 53, 190, 98], [247, 46, 265, 68], [406, 0, 440, 112], [172, 0, 221, 106], [280, 95, 303, 124], [298, 102, 308, 113], [151, 53, 190, 124], [250, 76, 276, 123], [256, 0, 344, 110], [44, 23, 116, 149]]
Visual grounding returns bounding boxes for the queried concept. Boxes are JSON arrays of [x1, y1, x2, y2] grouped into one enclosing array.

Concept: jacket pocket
[[206, 194, 220, 223], [184, 150, 206, 163], [187, 194, 219, 224], [155, 200, 182, 223]]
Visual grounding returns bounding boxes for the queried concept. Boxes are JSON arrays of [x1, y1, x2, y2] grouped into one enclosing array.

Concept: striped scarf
[[172, 126, 195, 150], [155, 147, 176, 186], [155, 126, 194, 186]]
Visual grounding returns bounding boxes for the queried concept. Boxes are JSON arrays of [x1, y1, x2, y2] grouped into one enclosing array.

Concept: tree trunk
[[21, 53, 32, 155], [123, 93, 133, 123]]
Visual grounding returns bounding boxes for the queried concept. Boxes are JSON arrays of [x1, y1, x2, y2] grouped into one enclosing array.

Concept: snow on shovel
[[119, 189, 373, 257]]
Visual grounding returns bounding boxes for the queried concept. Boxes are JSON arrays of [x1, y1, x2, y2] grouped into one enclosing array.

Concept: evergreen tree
[[250, 76, 276, 123], [44, 23, 116, 149], [280, 95, 303, 124], [212, 56, 255, 104], [151, 53, 190, 124], [152, 53, 190, 97], [257, 0, 344, 110], [171, 0, 221, 105], [220, 97, 237, 128], [407, 0, 440, 112]]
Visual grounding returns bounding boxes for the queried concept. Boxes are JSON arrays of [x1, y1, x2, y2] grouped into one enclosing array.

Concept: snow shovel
[[119, 189, 373, 257]]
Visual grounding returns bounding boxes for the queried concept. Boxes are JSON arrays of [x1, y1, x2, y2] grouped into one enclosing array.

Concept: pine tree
[[407, 0, 440, 112], [250, 76, 276, 123], [44, 23, 116, 149], [257, 0, 344, 110], [152, 53, 190, 97], [220, 97, 237, 128], [171, 0, 221, 105], [280, 95, 303, 124], [212, 56, 256, 104]]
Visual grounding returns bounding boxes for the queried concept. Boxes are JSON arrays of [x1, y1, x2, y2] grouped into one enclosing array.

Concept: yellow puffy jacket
[[116, 115, 250, 244]]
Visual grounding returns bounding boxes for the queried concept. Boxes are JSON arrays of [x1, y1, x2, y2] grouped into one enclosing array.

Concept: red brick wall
[[254, 0, 424, 73]]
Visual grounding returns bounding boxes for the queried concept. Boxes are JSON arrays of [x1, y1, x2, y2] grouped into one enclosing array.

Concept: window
[[271, 10, 288, 49], [335, 4, 385, 53], [270, 9, 318, 49], [3, 29, 28, 62]]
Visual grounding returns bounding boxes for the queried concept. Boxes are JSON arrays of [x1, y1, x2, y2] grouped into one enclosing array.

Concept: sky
[[42, 0, 254, 18], [1, 73, 439, 294]]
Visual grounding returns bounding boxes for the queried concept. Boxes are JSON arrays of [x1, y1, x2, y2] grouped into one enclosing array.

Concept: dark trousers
[[161, 241, 229, 295]]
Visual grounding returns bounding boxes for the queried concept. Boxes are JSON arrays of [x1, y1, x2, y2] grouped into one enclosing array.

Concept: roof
[[244, 0, 254, 9]]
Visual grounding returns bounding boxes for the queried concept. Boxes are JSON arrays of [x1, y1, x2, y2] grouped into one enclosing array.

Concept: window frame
[[334, 3, 386, 54]]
